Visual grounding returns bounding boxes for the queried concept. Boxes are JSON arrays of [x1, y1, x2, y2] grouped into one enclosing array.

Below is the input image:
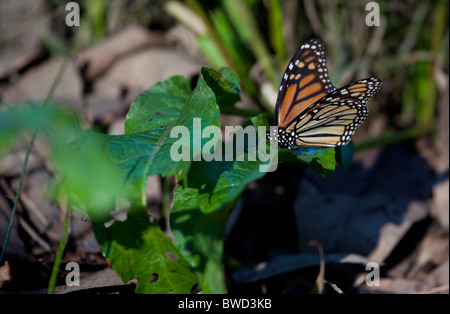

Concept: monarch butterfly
[[267, 38, 382, 149]]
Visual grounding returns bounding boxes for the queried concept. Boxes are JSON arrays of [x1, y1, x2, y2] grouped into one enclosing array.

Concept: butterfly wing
[[275, 38, 336, 128], [279, 77, 382, 148]]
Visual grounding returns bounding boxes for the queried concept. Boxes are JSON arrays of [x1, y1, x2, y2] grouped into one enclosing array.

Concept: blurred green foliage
[[0, 104, 126, 220]]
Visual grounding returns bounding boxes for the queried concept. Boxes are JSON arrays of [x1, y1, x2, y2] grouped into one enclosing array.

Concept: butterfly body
[[268, 39, 382, 149]]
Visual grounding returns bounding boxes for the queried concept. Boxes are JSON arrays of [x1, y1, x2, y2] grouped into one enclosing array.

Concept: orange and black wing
[[275, 38, 336, 128], [278, 78, 382, 148]]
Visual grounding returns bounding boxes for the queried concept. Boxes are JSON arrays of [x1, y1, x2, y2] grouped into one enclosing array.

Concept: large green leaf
[[170, 106, 336, 292], [170, 114, 273, 293], [279, 146, 336, 178], [200, 67, 240, 109], [92, 70, 222, 294], [104, 73, 221, 195], [125, 76, 192, 134], [92, 214, 197, 294]]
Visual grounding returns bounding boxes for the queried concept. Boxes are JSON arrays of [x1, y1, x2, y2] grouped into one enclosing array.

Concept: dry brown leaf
[[54, 268, 126, 294], [431, 179, 449, 231], [2, 58, 83, 110], [74, 25, 169, 82], [0, 0, 47, 79]]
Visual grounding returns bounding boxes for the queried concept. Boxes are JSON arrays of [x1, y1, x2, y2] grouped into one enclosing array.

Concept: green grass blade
[[222, 0, 276, 85], [0, 129, 38, 263], [268, 0, 285, 62], [47, 208, 71, 294]]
